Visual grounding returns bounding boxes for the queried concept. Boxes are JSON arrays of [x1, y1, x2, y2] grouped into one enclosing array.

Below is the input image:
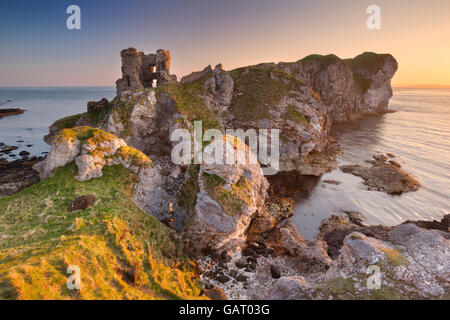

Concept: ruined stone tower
[[115, 47, 177, 95]]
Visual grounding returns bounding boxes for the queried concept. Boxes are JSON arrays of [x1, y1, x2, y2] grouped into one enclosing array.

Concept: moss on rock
[[202, 172, 253, 217], [229, 66, 307, 122], [115, 146, 154, 168], [0, 164, 204, 300]]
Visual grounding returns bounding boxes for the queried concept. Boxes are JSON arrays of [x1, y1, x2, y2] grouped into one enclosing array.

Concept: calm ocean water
[[0, 87, 115, 157], [0, 87, 449, 238], [293, 88, 450, 238]]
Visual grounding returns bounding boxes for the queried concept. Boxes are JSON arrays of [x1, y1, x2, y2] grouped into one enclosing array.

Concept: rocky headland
[[0, 48, 446, 300], [0, 108, 25, 118]]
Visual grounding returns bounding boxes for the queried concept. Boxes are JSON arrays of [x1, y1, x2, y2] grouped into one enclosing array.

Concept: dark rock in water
[[270, 264, 281, 279], [318, 215, 393, 259], [201, 286, 227, 300], [386, 153, 396, 158], [340, 154, 419, 194], [389, 160, 401, 168], [19, 151, 30, 157], [0, 108, 25, 118], [343, 210, 365, 226], [6, 100, 12, 102], [0, 157, 43, 196], [68, 194, 96, 212], [26, 144, 33, 147], [402, 214, 450, 233], [0, 142, 5, 147], [16, 140, 24, 143], [0, 146, 18, 153]]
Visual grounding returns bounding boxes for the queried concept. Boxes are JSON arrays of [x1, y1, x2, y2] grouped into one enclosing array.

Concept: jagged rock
[[181, 65, 212, 85], [0, 108, 25, 118], [0, 157, 42, 196], [265, 220, 332, 272], [87, 98, 110, 114], [34, 136, 81, 179], [202, 286, 227, 300], [225, 65, 331, 173], [318, 215, 392, 259], [183, 135, 269, 254], [270, 264, 281, 279], [340, 155, 419, 194], [388, 224, 450, 297], [104, 90, 178, 156], [34, 127, 169, 220], [402, 214, 450, 233], [278, 52, 398, 122], [333, 232, 393, 271], [247, 195, 294, 243], [265, 276, 310, 300]]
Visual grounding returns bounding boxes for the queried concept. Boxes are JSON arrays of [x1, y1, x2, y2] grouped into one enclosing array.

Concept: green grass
[[158, 82, 221, 133], [298, 54, 341, 71], [229, 66, 309, 123], [0, 164, 204, 300], [51, 113, 87, 131]]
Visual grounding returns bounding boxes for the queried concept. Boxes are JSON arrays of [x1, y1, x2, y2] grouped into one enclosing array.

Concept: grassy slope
[[0, 164, 204, 300]]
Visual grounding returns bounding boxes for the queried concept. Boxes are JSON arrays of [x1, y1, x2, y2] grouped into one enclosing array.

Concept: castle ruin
[[115, 47, 177, 95]]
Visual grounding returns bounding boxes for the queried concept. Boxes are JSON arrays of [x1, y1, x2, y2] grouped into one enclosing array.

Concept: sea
[[0, 87, 449, 238]]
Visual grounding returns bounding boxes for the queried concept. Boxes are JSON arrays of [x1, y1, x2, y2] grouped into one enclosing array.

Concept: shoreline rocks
[[199, 213, 449, 300], [0, 156, 43, 196], [340, 154, 420, 194]]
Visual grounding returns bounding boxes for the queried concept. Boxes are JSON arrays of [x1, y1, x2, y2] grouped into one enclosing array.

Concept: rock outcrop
[[200, 213, 449, 300], [45, 49, 397, 177], [0, 157, 42, 196], [278, 52, 398, 122], [340, 154, 420, 194], [183, 135, 269, 254], [34, 126, 169, 219]]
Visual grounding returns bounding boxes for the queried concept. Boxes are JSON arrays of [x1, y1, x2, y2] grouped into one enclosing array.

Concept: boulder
[[68, 194, 96, 212], [340, 155, 419, 194], [183, 135, 269, 254], [265, 276, 310, 300], [34, 126, 169, 220], [265, 220, 332, 272]]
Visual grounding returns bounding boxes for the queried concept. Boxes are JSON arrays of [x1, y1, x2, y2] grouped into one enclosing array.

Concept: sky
[[0, 0, 449, 87]]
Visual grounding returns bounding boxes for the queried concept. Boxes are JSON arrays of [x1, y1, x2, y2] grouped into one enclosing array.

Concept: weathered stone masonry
[[115, 47, 177, 95]]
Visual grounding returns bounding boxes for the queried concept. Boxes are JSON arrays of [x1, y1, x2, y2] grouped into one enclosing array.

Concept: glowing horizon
[[0, 0, 449, 87]]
